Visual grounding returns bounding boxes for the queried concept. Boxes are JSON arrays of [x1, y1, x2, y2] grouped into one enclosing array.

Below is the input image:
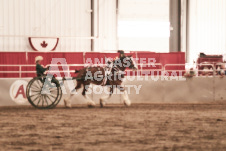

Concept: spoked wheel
[[26, 75, 62, 109]]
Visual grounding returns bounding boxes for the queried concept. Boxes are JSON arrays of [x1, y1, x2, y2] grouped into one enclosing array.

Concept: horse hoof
[[123, 99, 131, 107], [100, 102, 104, 108], [64, 99, 72, 108], [65, 104, 72, 108], [100, 99, 105, 108], [88, 104, 95, 108], [87, 102, 95, 108], [63, 99, 67, 106]]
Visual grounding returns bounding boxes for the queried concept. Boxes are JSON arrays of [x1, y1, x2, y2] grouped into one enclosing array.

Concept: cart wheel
[[26, 75, 62, 109]]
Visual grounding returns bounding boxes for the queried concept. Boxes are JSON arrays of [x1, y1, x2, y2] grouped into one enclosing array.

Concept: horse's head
[[114, 55, 137, 71], [126, 55, 137, 70]]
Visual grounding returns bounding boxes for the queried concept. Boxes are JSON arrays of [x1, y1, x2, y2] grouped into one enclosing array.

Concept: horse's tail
[[75, 69, 80, 73]]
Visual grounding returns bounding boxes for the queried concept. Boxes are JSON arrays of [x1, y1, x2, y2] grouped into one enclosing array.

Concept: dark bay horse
[[64, 55, 137, 108]]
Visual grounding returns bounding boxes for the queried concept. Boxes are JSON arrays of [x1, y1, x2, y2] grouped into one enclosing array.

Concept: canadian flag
[[29, 37, 59, 52]]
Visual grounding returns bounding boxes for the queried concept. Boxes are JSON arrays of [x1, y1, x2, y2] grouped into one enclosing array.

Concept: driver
[[35, 56, 60, 87], [35, 56, 49, 77]]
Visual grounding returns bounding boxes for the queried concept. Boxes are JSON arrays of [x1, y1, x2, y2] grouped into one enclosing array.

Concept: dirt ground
[[0, 103, 226, 151]]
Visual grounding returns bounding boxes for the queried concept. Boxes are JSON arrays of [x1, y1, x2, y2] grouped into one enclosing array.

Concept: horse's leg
[[100, 86, 114, 107], [64, 81, 82, 108], [64, 94, 73, 108], [82, 84, 96, 107], [118, 85, 131, 106]]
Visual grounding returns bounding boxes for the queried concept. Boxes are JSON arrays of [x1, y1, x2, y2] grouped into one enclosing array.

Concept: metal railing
[[0, 63, 222, 78], [0, 64, 36, 78], [164, 63, 216, 76], [0, 63, 164, 78]]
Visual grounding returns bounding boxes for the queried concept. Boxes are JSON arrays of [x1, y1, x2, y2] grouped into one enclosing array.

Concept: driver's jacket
[[36, 64, 48, 77]]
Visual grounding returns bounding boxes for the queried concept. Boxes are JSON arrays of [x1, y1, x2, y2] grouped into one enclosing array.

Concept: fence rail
[[0, 63, 220, 78]]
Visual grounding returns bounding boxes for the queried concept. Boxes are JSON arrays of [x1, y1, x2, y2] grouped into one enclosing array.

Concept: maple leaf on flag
[[40, 41, 48, 48]]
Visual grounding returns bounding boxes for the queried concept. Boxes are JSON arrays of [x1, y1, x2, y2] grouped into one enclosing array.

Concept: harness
[[101, 60, 125, 86], [101, 61, 113, 86]]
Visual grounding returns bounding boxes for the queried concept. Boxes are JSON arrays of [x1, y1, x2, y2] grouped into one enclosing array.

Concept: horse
[[64, 55, 137, 108]]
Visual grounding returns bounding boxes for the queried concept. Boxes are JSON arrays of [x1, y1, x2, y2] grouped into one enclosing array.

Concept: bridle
[[109, 56, 136, 75]]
